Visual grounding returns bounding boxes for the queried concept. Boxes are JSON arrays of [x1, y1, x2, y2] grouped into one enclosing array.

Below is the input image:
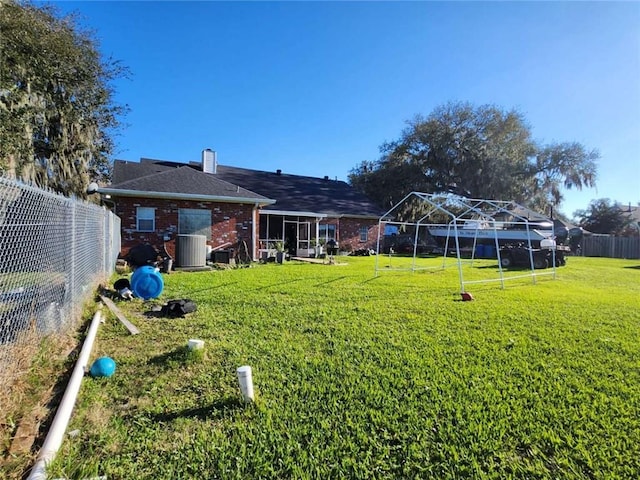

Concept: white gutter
[[259, 209, 327, 219], [259, 210, 379, 220], [28, 310, 104, 480], [333, 213, 382, 220], [97, 187, 276, 207], [257, 210, 381, 221]]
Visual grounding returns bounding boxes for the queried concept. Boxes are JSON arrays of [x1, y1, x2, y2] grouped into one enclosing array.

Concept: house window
[[319, 223, 336, 242], [179, 209, 211, 240], [359, 226, 368, 242], [137, 207, 155, 232]]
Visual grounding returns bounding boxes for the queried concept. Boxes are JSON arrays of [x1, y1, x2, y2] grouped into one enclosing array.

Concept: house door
[[284, 222, 297, 256], [297, 221, 310, 254], [283, 219, 312, 257]]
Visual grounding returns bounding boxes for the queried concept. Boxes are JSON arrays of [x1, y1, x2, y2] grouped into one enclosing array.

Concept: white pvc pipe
[[27, 309, 103, 480]]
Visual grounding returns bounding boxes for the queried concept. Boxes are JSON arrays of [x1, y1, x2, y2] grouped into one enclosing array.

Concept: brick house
[[99, 150, 384, 262]]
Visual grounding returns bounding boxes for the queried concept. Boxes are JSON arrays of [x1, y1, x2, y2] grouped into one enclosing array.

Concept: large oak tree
[[0, 0, 128, 197], [349, 102, 598, 216]]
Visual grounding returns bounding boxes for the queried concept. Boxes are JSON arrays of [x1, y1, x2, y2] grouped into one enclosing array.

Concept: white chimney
[[202, 148, 217, 174]]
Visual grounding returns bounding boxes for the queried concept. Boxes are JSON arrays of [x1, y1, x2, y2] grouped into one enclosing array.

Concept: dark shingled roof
[[111, 159, 384, 218], [215, 165, 383, 217], [110, 165, 269, 201], [112, 159, 184, 184]]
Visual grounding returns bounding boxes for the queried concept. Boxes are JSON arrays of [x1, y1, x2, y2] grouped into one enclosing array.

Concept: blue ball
[[90, 356, 116, 378]]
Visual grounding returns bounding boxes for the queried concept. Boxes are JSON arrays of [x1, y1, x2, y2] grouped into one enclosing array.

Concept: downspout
[[252, 207, 258, 261], [28, 309, 104, 480]]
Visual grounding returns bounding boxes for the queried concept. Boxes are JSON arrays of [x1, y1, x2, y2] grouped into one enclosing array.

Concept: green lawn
[[48, 256, 639, 479]]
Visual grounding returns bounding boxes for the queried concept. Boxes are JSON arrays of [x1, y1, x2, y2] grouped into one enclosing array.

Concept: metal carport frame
[[375, 192, 561, 292]]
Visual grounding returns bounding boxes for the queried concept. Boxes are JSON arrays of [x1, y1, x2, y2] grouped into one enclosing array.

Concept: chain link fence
[[0, 176, 120, 391]]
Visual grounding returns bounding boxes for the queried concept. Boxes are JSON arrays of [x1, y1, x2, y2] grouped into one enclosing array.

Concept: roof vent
[[324, 175, 329, 181], [276, 169, 282, 175], [202, 149, 217, 174]]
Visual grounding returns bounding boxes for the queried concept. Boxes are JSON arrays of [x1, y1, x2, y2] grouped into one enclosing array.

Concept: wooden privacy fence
[[581, 235, 640, 259]]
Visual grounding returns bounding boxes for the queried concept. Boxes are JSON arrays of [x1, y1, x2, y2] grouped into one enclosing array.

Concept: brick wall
[[336, 218, 381, 252], [114, 196, 380, 260], [115, 197, 255, 259]]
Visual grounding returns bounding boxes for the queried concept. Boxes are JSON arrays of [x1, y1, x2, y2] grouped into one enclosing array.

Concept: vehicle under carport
[[499, 243, 568, 269]]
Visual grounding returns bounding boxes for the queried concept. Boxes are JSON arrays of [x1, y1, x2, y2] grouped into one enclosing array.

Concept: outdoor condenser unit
[[176, 234, 207, 267]]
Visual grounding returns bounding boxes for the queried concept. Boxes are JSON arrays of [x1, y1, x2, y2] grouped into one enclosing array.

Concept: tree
[[0, 0, 128, 197], [349, 102, 598, 217], [574, 199, 633, 235], [533, 142, 598, 207]]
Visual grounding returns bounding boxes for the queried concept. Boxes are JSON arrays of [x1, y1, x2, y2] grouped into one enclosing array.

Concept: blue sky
[[52, 1, 639, 219]]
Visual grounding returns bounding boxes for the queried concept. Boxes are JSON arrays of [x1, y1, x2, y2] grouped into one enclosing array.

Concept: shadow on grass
[[623, 265, 640, 270], [473, 264, 567, 271], [177, 280, 242, 296], [361, 276, 381, 284], [146, 396, 245, 422], [174, 275, 317, 294], [149, 346, 186, 363], [471, 264, 503, 270], [248, 276, 319, 291], [362, 268, 446, 283], [314, 275, 349, 287], [147, 346, 202, 370]]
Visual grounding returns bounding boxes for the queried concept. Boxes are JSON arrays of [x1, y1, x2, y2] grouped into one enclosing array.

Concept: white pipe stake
[[236, 365, 255, 402], [187, 339, 204, 350]]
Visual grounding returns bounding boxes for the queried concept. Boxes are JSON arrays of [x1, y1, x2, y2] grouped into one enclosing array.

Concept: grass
[[0, 330, 78, 476], [27, 256, 640, 479]]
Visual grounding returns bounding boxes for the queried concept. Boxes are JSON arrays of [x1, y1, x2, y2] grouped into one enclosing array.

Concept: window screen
[[359, 226, 368, 242], [179, 209, 211, 239], [137, 207, 155, 232], [319, 223, 336, 241]]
